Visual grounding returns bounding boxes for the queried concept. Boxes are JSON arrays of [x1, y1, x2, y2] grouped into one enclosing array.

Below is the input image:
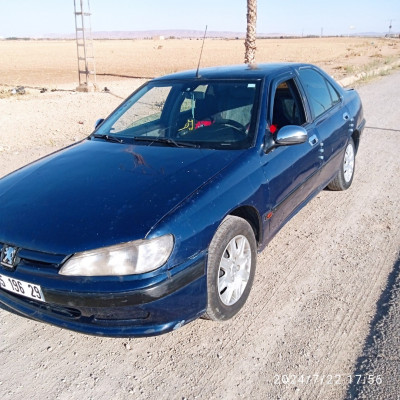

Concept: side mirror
[[94, 118, 105, 130], [275, 125, 308, 145]]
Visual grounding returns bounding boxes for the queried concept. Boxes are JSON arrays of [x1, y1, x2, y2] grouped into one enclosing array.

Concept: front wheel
[[328, 138, 356, 191], [204, 215, 257, 321]]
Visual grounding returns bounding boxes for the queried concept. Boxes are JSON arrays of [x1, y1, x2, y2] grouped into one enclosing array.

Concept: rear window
[[299, 68, 339, 119]]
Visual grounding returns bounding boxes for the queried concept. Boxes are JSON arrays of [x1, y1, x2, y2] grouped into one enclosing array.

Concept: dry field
[[0, 37, 399, 88]]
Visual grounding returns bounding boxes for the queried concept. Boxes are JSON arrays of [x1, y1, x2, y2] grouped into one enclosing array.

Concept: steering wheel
[[215, 119, 246, 133]]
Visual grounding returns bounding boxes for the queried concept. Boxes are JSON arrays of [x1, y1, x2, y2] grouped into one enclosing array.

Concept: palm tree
[[244, 0, 257, 64]]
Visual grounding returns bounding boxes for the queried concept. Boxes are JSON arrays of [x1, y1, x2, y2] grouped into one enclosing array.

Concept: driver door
[[262, 76, 322, 237]]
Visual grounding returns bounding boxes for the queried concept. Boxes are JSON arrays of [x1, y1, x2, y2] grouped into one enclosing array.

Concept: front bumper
[[0, 254, 207, 337]]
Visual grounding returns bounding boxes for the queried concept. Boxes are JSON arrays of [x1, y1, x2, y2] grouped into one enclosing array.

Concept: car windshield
[[95, 79, 260, 150]]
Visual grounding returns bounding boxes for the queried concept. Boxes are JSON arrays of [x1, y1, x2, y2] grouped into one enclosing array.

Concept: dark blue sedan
[[0, 63, 365, 337]]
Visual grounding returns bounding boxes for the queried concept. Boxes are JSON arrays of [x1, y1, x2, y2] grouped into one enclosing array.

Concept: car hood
[[0, 140, 244, 255]]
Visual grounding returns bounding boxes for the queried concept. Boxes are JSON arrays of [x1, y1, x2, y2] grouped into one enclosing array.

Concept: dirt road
[[348, 253, 400, 400], [1, 72, 400, 400]]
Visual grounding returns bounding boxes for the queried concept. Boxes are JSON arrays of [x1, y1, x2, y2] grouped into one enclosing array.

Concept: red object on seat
[[195, 120, 213, 129]]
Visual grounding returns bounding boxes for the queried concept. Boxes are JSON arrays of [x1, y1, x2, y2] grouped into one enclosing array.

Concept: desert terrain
[[0, 37, 399, 88], [0, 38, 400, 400]]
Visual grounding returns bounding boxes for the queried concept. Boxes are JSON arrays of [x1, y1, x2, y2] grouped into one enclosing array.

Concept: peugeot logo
[[1, 245, 19, 269]]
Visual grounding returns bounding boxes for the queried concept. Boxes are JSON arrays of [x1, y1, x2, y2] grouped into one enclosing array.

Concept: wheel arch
[[229, 205, 262, 245]]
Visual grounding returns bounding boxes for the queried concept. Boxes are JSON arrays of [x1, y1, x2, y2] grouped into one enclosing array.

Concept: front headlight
[[59, 235, 174, 276]]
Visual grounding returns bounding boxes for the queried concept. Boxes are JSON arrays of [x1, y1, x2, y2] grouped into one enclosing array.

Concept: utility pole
[[388, 19, 395, 36], [74, 0, 97, 92]]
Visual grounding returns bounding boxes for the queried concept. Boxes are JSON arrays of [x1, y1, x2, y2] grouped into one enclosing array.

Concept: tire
[[204, 215, 257, 321], [327, 138, 356, 191]]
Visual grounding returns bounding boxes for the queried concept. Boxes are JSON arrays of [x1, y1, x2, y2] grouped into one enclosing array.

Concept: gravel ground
[[0, 71, 400, 400], [347, 254, 400, 400]]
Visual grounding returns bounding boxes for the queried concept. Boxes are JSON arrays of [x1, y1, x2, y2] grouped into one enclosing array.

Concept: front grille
[[0, 241, 67, 269]]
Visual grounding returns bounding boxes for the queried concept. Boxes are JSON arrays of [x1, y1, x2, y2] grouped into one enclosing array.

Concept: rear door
[[297, 67, 351, 185]]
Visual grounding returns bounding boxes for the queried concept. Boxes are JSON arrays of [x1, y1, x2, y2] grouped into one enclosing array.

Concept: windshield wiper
[[134, 136, 199, 148], [91, 133, 123, 143]]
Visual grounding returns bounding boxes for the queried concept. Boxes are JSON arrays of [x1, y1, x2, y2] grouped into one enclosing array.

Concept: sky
[[0, 0, 399, 38]]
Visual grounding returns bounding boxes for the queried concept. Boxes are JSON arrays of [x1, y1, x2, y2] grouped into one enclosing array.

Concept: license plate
[[0, 274, 45, 302]]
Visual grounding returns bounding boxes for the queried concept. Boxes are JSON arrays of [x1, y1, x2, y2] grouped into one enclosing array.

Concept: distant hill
[[40, 29, 285, 40], [42, 29, 241, 39], [8, 29, 394, 40]]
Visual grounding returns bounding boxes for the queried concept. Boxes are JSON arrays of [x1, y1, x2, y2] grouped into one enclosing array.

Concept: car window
[[176, 82, 257, 132], [326, 80, 340, 105], [271, 79, 306, 131], [110, 86, 171, 133], [96, 80, 260, 150], [298, 68, 337, 119]]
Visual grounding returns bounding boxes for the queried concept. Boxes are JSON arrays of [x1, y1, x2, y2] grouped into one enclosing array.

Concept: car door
[[261, 75, 323, 237], [297, 67, 351, 186]]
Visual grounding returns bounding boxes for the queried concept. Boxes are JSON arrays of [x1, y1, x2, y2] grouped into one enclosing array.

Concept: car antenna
[[196, 25, 208, 78]]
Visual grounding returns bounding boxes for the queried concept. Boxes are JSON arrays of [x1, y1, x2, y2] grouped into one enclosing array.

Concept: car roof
[[153, 63, 309, 81]]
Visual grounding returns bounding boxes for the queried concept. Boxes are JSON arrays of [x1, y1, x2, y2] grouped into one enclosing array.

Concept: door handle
[[343, 112, 350, 121], [308, 134, 318, 146]]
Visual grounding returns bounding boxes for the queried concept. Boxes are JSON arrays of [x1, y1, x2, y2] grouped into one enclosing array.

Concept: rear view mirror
[[183, 91, 205, 100], [275, 125, 307, 145]]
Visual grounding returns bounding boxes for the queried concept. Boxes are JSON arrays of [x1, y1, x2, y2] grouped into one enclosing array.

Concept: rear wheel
[[328, 138, 355, 191], [204, 215, 256, 321]]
